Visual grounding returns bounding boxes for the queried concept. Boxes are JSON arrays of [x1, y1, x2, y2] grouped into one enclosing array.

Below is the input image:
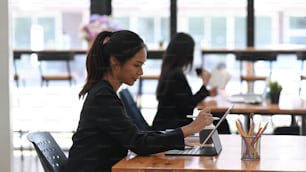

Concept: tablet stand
[[199, 129, 222, 155]]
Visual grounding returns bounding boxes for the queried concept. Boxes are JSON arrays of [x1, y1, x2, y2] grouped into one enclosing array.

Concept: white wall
[[0, 0, 13, 171]]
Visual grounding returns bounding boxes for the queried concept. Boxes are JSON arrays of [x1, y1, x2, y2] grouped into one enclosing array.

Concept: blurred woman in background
[[152, 32, 220, 131]]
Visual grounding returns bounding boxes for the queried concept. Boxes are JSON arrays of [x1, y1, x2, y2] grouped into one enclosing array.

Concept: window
[[290, 36, 306, 44], [188, 17, 205, 45], [160, 17, 170, 44], [211, 17, 227, 48], [234, 17, 246, 48], [114, 17, 130, 30], [290, 17, 306, 29], [255, 17, 272, 47], [14, 17, 32, 49], [37, 17, 56, 49], [137, 17, 154, 43], [13, 16, 56, 49], [287, 16, 306, 45]]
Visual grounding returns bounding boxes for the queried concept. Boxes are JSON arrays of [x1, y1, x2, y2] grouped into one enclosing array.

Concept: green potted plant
[[268, 80, 282, 104]]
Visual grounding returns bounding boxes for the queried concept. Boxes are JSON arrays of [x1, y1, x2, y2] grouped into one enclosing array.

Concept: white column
[[0, 0, 13, 171]]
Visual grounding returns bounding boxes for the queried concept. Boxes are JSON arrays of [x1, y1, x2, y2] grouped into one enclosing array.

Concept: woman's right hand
[[201, 69, 211, 86], [181, 108, 213, 137], [209, 87, 218, 97]]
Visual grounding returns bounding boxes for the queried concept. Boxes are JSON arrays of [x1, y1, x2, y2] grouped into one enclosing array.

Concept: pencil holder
[[241, 136, 261, 160]]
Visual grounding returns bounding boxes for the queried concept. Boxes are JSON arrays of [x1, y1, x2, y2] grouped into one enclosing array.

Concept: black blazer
[[152, 69, 210, 130], [62, 80, 184, 172]]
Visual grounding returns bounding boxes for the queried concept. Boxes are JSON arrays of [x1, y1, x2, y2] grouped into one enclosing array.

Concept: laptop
[[165, 104, 234, 156], [227, 93, 263, 104], [228, 80, 269, 104]]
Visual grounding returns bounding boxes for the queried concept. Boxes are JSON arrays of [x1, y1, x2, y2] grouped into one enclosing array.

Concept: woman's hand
[[209, 87, 218, 97], [201, 69, 211, 86], [181, 108, 213, 137]]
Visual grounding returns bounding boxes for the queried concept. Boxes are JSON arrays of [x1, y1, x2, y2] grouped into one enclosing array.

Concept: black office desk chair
[[27, 131, 67, 172], [119, 88, 152, 131]]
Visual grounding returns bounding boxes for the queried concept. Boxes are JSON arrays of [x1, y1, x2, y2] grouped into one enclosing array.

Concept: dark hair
[[79, 30, 146, 98], [156, 32, 195, 100]]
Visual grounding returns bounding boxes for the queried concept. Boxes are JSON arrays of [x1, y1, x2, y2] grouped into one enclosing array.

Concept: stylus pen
[[186, 115, 220, 120]]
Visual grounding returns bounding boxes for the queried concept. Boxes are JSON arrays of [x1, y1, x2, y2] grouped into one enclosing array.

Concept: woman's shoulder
[[90, 80, 116, 96]]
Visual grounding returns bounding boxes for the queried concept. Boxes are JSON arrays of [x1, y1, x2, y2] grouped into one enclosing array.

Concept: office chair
[[273, 126, 300, 135], [272, 114, 300, 135], [27, 131, 67, 172], [119, 88, 152, 131]]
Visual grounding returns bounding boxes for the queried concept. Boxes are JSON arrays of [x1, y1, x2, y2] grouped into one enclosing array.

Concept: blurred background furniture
[[13, 52, 27, 87], [235, 51, 277, 93], [13, 53, 21, 87], [37, 52, 75, 87], [297, 51, 306, 95], [272, 51, 306, 135], [199, 94, 306, 135], [137, 75, 159, 108]]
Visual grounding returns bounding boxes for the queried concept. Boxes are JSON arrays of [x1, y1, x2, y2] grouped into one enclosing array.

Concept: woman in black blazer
[[152, 32, 228, 132], [62, 30, 214, 172]]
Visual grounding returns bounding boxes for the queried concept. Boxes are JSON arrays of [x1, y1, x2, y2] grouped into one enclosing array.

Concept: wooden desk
[[201, 48, 306, 93], [113, 135, 306, 172], [198, 95, 306, 135]]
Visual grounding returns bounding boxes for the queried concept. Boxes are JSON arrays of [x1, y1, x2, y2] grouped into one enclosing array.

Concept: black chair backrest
[[119, 88, 152, 131], [27, 131, 67, 172], [273, 126, 300, 135]]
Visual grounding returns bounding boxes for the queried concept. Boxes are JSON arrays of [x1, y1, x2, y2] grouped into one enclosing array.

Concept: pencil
[[186, 115, 220, 120]]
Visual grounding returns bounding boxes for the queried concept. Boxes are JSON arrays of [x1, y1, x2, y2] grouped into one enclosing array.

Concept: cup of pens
[[241, 135, 261, 160], [236, 113, 269, 161]]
